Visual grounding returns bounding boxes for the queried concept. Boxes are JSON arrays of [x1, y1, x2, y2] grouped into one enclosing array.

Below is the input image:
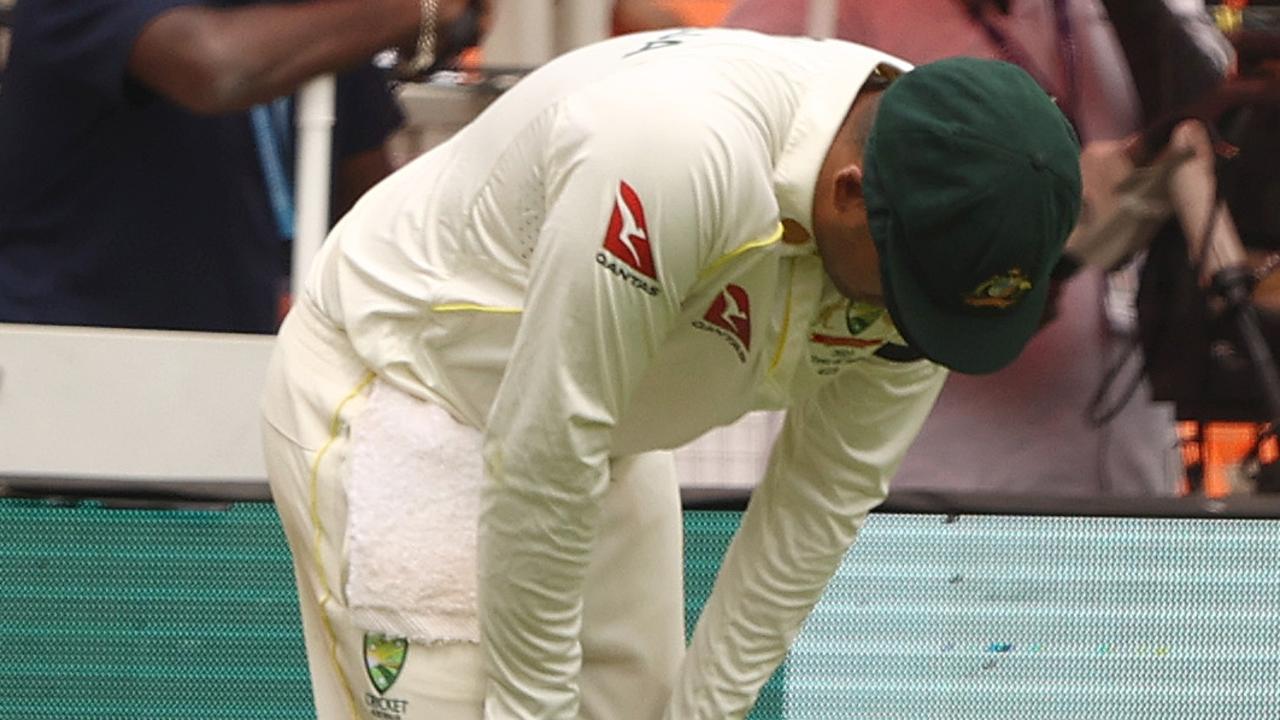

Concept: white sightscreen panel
[[0, 324, 274, 484], [673, 411, 783, 488], [0, 323, 775, 490]]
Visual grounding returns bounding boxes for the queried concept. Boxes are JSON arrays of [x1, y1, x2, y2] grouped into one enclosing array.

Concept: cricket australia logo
[[807, 300, 885, 376], [596, 181, 661, 296], [964, 267, 1033, 309], [365, 633, 407, 694], [693, 284, 752, 363], [360, 632, 413, 720]]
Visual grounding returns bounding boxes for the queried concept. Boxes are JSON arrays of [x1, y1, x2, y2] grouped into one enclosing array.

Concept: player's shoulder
[[549, 67, 776, 181]]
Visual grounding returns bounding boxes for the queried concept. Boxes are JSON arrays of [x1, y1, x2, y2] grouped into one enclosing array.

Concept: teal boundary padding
[[683, 510, 785, 719], [0, 499, 776, 719]]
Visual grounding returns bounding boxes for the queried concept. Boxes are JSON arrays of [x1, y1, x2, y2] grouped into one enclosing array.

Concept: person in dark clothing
[[0, 0, 484, 332]]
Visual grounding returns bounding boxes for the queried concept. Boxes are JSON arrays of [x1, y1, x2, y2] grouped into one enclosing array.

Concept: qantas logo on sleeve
[[693, 284, 752, 363], [596, 181, 661, 296]]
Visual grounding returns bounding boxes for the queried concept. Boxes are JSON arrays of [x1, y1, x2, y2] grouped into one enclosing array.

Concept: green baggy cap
[[863, 57, 1082, 375]]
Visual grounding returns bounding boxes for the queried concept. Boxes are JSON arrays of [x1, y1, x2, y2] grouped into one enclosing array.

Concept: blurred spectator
[[0, 0, 13, 74], [0, 0, 484, 334], [725, 0, 1233, 496]]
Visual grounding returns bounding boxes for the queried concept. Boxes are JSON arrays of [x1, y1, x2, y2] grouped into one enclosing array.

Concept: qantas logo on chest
[[693, 284, 752, 363], [596, 181, 661, 296]]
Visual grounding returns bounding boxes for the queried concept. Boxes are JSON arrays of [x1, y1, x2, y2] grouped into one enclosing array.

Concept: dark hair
[[861, 63, 901, 94]]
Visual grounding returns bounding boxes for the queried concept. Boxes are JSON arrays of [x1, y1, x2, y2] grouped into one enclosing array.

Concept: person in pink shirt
[[724, 0, 1232, 496]]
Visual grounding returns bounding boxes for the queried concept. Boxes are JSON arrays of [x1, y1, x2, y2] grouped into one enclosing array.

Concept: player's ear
[[832, 163, 865, 213]]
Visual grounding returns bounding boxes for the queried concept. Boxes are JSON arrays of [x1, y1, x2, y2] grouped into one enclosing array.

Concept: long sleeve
[[477, 81, 776, 718], [666, 355, 946, 718]]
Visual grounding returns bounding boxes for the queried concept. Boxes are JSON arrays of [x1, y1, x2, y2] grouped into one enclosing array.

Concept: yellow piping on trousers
[[308, 370, 376, 718]]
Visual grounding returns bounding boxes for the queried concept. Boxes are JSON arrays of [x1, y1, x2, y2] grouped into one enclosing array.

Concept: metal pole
[[482, 0, 556, 67], [291, 75, 336, 299], [556, 0, 611, 56]]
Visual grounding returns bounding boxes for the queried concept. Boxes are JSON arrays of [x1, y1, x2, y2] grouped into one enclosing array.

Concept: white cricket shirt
[[306, 28, 946, 719]]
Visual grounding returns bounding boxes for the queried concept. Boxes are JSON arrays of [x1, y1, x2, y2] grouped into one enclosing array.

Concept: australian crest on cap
[[964, 267, 1033, 310]]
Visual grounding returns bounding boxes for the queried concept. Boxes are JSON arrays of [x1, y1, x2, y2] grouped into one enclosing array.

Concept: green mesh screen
[[682, 511, 785, 719], [0, 499, 309, 719], [0, 500, 767, 718], [3, 500, 1280, 718], [785, 513, 1280, 719]]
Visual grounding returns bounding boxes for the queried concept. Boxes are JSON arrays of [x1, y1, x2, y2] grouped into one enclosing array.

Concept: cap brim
[[876, 218, 1049, 375]]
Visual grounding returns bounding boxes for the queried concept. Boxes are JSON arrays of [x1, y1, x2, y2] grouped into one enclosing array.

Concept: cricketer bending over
[[261, 27, 1081, 720]]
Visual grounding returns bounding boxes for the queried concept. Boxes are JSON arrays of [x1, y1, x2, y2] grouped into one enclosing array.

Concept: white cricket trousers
[[261, 299, 686, 719]]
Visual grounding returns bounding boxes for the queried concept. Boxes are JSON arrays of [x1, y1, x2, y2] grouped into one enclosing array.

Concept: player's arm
[[127, 0, 483, 113], [666, 355, 946, 717], [476, 94, 758, 717]]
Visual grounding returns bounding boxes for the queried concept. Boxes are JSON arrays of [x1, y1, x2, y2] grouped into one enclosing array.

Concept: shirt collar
[[772, 42, 912, 239]]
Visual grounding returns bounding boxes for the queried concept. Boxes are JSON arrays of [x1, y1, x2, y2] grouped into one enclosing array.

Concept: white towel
[[344, 379, 482, 645]]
